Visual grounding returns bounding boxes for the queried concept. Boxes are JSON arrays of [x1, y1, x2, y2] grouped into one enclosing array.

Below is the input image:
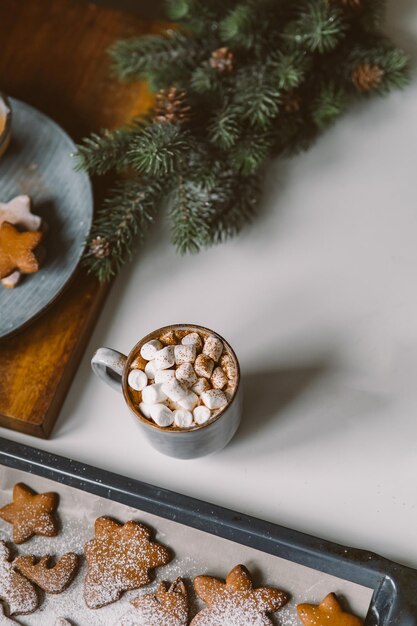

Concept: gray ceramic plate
[[0, 99, 93, 339]]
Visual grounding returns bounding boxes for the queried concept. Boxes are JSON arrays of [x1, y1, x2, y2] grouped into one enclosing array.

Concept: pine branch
[[312, 83, 348, 129], [207, 173, 261, 244], [284, 2, 347, 53], [268, 50, 310, 91], [234, 66, 281, 128], [166, 0, 232, 33], [126, 123, 195, 176], [84, 178, 162, 282], [231, 132, 272, 175], [76, 0, 409, 281], [379, 47, 410, 92], [74, 119, 147, 175], [208, 105, 241, 149], [191, 62, 224, 94], [110, 31, 203, 83], [220, 5, 257, 49], [169, 176, 215, 253]]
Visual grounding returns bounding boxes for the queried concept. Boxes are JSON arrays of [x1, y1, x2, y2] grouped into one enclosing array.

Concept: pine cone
[[154, 87, 190, 124], [352, 63, 384, 92], [89, 236, 110, 259], [209, 47, 234, 73]]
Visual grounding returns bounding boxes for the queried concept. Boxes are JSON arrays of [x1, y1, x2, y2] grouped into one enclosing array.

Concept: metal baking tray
[[0, 436, 415, 625]]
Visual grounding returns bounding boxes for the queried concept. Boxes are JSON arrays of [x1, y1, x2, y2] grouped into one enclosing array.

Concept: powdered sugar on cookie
[[0, 541, 38, 615], [84, 517, 171, 609]]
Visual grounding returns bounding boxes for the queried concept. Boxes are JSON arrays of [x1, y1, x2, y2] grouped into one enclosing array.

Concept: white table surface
[[1, 0, 417, 572]]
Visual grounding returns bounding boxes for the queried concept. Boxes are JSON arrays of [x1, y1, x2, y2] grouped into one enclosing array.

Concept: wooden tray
[[0, 0, 160, 437]]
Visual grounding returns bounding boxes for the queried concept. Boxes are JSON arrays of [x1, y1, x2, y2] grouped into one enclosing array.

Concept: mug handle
[[91, 347, 127, 393]]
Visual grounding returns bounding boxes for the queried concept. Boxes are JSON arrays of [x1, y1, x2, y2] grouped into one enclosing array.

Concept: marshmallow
[[139, 402, 152, 419], [201, 389, 228, 410], [174, 344, 196, 365], [127, 369, 148, 391], [149, 404, 174, 427], [154, 369, 176, 384], [177, 391, 199, 410], [140, 339, 163, 361], [182, 332, 203, 351], [174, 329, 189, 341], [174, 409, 193, 428], [154, 346, 175, 370], [142, 383, 167, 405], [203, 336, 223, 362], [176, 363, 198, 388], [193, 405, 211, 425], [162, 379, 189, 403], [194, 354, 214, 379], [211, 367, 227, 390], [220, 352, 237, 380], [224, 386, 235, 402], [145, 360, 157, 379], [192, 377, 211, 396], [160, 330, 177, 345]]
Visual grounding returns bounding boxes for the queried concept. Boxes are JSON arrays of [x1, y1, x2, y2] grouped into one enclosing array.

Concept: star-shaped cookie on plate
[[297, 593, 363, 626], [0, 222, 43, 279], [0, 483, 59, 544], [191, 563, 288, 625]]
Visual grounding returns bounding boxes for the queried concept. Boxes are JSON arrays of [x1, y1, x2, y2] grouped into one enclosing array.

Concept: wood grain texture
[[0, 0, 162, 437]]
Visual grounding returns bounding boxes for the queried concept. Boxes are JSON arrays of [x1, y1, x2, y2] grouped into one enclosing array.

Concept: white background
[[1, 0, 417, 570]]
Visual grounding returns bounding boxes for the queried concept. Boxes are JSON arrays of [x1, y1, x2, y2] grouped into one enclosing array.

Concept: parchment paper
[[0, 467, 373, 625]]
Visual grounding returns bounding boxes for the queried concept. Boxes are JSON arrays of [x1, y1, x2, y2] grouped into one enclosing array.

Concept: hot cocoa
[[126, 326, 238, 430]]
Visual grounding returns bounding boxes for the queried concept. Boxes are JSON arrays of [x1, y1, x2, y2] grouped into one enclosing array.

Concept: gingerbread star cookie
[[297, 593, 363, 626], [14, 553, 79, 594], [0, 541, 38, 615], [55, 619, 72, 626], [84, 517, 171, 609], [0, 196, 44, 288], [119, 578, 189, 626], [191, 564, 288, 625], [0, 196, 41, 232], [0, 483, 59, 544], [0, 222, 43, 279]]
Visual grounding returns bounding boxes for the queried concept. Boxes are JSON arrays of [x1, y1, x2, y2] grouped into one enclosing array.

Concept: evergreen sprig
[[76, 0, 410, 282], [84, 178, 163, 281]]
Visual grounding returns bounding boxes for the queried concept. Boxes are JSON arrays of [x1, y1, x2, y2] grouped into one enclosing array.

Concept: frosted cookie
[[119, 578, 188, 626], [0, 196, 41, 232], [297, 593, 363, 626], [0, 541, 38, 615], [191, 564, 288, 625], [84, 517, 171, 609], [0, 483, 59, 544], [14, 553, 79, 594], [1, 271, 21, 288]]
